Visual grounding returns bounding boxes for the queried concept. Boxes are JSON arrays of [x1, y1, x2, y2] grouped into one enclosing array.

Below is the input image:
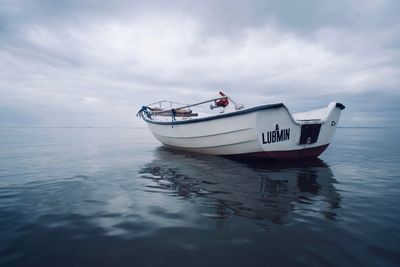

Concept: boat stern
[[254, 102, 345, 160]]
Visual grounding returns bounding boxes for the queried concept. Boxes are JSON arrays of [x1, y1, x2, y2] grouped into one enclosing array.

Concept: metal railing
[[147, 95, 244, 116]]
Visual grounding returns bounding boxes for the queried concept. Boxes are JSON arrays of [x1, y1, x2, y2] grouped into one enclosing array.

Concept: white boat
[[137, 92, 345, 161]]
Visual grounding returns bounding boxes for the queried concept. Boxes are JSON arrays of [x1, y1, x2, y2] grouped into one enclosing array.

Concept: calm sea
[[0, 127, 399, 267]]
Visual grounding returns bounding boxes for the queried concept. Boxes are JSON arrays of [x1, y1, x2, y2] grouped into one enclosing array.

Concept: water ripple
[[0, 127, 399, 267]]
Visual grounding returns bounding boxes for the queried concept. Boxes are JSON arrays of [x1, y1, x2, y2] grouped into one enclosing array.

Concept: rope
[[136, 106, 152, 119]]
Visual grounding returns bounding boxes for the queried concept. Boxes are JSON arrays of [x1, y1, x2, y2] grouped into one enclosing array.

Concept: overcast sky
[[0, 0, 399, 127]]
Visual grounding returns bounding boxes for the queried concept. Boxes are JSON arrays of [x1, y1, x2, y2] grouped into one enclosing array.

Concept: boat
[[137, 92, 345, 161]]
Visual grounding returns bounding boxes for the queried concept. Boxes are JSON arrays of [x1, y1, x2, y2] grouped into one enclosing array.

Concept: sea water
[[0, 127, 399, 266]]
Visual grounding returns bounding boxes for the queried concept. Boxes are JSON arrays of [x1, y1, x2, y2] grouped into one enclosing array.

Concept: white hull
[[142, 102, 345, 160]]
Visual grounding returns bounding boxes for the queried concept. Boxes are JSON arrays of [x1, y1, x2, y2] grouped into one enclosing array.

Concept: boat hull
[[142, 102, 344, 160], [225, 144, 330, 161]]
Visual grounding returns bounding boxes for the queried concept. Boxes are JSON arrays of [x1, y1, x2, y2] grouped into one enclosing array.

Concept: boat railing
[[147, 100, 188, 109], [146, 95, 244, 116]]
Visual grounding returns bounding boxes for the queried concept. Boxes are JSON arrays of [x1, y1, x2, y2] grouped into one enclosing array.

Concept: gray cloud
[[0, 0, 399, 127]]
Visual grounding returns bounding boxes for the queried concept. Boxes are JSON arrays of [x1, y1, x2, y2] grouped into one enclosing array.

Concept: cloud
[[0, 0, 399, 126]]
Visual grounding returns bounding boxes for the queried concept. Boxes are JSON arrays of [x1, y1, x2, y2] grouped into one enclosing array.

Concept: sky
[[0, 0, 399, 127]]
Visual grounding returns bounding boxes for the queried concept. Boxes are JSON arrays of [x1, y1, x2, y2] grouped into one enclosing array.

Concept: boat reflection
[[139, 147, 341, 224]]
